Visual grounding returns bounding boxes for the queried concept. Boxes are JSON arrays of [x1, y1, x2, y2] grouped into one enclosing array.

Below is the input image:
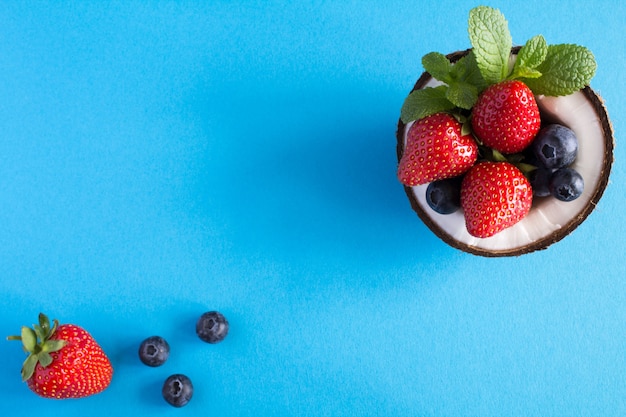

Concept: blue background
[[2, 1, 625, 415]]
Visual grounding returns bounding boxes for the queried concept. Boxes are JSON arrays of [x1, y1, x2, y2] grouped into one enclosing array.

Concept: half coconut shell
[[396, 48, 614, 257]]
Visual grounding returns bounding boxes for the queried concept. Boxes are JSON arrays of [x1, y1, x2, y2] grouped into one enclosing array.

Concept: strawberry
[[471, 80, 541, 154], [8, 313, 113, 399], [460, 161, 533, 238], [398, 112, 478, 186]]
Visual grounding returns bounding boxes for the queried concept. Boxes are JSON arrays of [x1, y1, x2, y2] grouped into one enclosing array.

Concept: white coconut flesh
[[401, 77, 612, 255]]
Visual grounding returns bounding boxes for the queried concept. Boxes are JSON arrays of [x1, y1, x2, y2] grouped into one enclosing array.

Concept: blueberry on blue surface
[[196, 311, 229, 343], [528, 167, 553, 197], [425, 177, 462, 214], [550, 168, 584, 201], [138, 335, 170, 367], [532, 124, 578, 169], [162, 374, 193, 407]]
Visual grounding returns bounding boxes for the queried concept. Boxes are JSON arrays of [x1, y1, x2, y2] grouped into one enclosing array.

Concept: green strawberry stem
[[7, 313, 68, 381], [516, 162, 538, 177], [476, 145, 537, 178]]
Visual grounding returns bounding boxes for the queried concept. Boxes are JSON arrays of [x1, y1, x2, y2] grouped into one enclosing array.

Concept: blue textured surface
[[2, 1, 625, 415]]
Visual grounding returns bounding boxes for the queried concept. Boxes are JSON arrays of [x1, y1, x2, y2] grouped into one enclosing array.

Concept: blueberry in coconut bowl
[[532, 124, 578, 170]]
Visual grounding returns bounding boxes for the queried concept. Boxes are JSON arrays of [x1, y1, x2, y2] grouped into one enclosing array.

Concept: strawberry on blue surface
[[8, 313, 113, 400]]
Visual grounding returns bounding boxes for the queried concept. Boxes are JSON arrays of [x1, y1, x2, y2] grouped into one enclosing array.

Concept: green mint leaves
[[401, 51, 486, 123], [418, 51, 486, 108], [421, 52, 452, 82], [512, 36, 597, 96], [521, 44, 597, 96], [400, 85, 455, 123], [511, 35, 548, 80], [468, 6, 512, 85], [400, 6, 597, 124], [444, 51, 487, 109]]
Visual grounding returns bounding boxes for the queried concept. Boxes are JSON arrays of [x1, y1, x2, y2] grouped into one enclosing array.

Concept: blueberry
[[425, 177, 462, 214], [550, 168, 584, 201], [196, 311, 229, 343], [532, 124, 578, 169], [528, 167, 553, 197], [162, 374, 193, 407], [138, 336, 170, 367]]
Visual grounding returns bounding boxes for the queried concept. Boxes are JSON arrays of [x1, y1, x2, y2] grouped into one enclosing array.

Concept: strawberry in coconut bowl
[[396, 6, 613, 257]]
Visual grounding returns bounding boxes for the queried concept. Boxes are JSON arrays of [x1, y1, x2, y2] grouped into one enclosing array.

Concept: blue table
[[2, 1, 625, 415]]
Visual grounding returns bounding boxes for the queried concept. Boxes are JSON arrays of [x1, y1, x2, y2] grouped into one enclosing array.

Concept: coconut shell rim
[[396, 47, 615, 257]]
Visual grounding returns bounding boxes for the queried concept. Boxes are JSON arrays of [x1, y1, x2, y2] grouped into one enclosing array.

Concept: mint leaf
[[439, 51, 486, 109], [513, 67, 542, 79], [510, 35, 547, 80], [401, 51, 487, 119], [450, 51, 487, 92], [523, 44, 597, 96], [400, 86, 455, 123], [422, 52, 453, 83], [516, 35, 548, 70], [420, 52, 480, 109], [468, 6, 512, 84], [446, 81, 478, 110]]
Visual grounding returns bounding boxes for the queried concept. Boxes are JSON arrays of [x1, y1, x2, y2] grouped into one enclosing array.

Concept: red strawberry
[[471, 80, 541, 154], [8, 313, 113, 399], [398, 112, 478, 186], [460, 161, 533, 238]]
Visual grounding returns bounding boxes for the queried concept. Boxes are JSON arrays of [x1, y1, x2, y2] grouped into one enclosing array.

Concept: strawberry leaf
[[468, 6, 512, 84], [38, 313, 51, 335], [21, 327, 37, 352], [38, 352, 53, 367], [492, 149, 507, 162], [42, 339, 67, 353], [516, 162, 537, 176], [461, 119, 473, 136], [33, 324, 46, 342], [21, 354, 39, 381], [50, 318, 60, 337], [400, 86, 455, 123]]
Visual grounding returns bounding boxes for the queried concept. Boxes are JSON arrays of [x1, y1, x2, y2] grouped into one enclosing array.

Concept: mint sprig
[[521, 44, 597, 96], [468, 6, 512, 85], [400, 51, 486, 123], [446, 51, 487, 109], [400, 6, 597, 124], [423, 50, 487, 109]]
